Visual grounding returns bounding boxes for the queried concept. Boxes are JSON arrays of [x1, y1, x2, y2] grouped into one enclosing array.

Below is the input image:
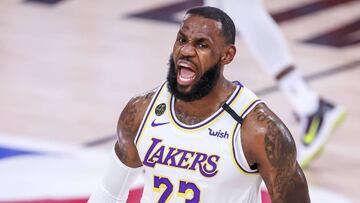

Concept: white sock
[[278, 70, 319, 117]]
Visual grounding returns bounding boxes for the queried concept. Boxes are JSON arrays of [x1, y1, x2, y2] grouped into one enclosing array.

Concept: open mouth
[[177, 61, 196, 86]]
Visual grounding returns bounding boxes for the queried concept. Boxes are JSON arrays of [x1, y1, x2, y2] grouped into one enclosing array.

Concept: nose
[[179, 43, 196, 57]]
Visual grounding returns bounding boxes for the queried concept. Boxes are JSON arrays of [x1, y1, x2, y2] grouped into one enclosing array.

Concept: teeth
[[179, 74, 195, 80], [179, 69, 196, 81], [178, 62, 191, 68], [180, 75, 190, 81], [177, 63, 196, 85]]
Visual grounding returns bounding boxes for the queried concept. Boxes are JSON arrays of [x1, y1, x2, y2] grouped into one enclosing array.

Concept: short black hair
[[185, 6, 236, 45]]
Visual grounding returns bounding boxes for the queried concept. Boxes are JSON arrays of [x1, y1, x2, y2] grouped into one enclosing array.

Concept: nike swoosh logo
[[151, 119, 169, 127], [303, 116, 320, 145]]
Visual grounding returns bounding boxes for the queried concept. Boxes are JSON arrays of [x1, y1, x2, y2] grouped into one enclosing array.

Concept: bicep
[[242, 104, 310, 202], [116, 106, 141, 167], [116, 92, 155, 167], [115, 130, 142, 168], [259, 123, 310, 203]]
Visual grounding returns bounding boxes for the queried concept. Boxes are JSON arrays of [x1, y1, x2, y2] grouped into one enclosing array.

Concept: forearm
[[266, 164, 310, 203], [88, 145, 143, 203]]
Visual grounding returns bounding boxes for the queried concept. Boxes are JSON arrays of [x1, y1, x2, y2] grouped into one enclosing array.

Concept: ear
[[220, 45, 236, 65]]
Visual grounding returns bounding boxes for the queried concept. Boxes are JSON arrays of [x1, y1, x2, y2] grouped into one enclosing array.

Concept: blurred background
[[0, 0, 359, 202]]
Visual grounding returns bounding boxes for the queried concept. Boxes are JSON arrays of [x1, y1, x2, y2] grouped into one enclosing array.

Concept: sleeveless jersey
[[135, 81, 264, 203]]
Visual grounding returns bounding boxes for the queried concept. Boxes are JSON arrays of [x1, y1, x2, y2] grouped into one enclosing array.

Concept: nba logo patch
[[155, 103, 166, 116]]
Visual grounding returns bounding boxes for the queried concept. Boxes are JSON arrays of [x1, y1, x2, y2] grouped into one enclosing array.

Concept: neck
[[174, 75, 236, 125]]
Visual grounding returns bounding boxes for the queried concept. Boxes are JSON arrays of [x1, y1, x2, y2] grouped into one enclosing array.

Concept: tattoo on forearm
[[270, 167, 308, 203]]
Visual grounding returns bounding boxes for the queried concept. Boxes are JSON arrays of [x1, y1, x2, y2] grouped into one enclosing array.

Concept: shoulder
[[117, 88, 157, 141], [241, 103, 296, 167], [115, 88, 157, 167]]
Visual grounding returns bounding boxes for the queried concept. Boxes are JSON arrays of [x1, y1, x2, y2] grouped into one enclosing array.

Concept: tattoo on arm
[[252, 105, 310, 203], [117, 103, 137, 163], [117, 90, 155, 166], [264, 121, 294, 169]]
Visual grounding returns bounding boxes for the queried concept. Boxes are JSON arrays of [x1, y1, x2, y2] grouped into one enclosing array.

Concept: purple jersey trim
[[134, 81, 167, 145], [240, 99, 262, 119], [169, 81, 243, 130], [232, 123, 259, 174]]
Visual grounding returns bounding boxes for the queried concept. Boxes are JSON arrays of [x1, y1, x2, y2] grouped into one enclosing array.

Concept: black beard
[[166, 55, 220, 102]]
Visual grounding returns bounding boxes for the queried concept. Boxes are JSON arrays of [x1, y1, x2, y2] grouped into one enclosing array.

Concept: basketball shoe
[[297, 99, 346, 168]]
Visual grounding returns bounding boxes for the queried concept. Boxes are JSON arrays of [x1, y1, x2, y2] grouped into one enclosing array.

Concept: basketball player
[[88, 7, 310, 203], [204, 0, 346, 167]]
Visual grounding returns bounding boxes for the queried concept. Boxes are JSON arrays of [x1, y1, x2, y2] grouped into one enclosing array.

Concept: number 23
[[153, 175, 200, 203]]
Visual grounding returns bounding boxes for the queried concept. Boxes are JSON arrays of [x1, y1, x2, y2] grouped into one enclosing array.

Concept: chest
[[137, 111, 240, 179]]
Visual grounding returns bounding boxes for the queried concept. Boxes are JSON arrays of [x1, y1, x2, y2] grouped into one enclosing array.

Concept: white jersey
[[135, 81, 263, 203]]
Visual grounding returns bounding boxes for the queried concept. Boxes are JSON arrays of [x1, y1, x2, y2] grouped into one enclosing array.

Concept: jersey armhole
[[134, 81, 167, 145], [232, 123, 259, 174]]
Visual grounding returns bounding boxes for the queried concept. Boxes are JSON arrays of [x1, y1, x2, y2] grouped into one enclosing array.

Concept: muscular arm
[[241, 103, 310, 203], [115, 89, 156, 167], [88, 89, 156, 203]]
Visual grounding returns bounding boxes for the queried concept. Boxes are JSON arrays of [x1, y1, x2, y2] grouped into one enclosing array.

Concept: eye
[[178, 37, 186, 44], [198, 43, 208, 49]]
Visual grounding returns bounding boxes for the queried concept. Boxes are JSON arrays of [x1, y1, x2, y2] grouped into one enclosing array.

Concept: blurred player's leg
[[204, 0, 346, 167]]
